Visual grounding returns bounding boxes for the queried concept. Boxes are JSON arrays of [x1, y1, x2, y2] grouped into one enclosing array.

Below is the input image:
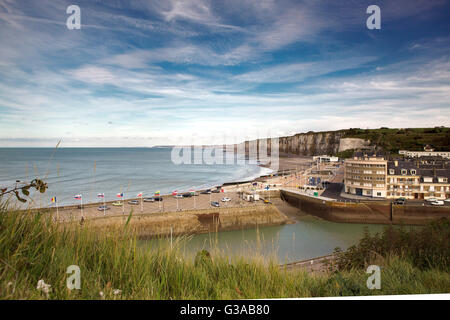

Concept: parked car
[[174, 194, 183, 198], [263, 199, 272, 204], [444, 198, 450, 203], [77, 205, 84, 209], [128, 200, 139, 205], [212, 189, 221, 193], [143, 197, 155, 202], [182, 193, 192, 198], [97, 205, 110, 211], [426, 198, 438, 202], [153, 197, 163, 201], [431, 200, 444, 206], [211, 201, 220, 207], [201, 189, 211, 194], [397, 197, 407, 202], [112, 201, 123, 206], [221, 197, 231, 202], [393, 199, 405, 205]]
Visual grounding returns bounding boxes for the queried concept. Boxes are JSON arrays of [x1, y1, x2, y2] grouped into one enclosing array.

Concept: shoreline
[[25, 155, 311, 210]]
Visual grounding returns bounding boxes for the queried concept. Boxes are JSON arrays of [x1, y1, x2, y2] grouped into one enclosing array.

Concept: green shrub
[[334, 218, 450, 272]]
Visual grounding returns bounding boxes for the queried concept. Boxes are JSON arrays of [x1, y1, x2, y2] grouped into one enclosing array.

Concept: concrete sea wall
[[280, 189, 450, 225], [83, 204, 288, 238]]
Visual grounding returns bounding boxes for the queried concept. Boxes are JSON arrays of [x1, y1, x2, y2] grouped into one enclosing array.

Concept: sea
[[0, 147, 272, 207]]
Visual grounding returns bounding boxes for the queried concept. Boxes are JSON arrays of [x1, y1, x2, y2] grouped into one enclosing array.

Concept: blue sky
[[0, 0, 449, 147]]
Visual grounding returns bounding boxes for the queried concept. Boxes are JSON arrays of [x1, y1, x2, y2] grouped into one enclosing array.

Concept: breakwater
[[82, 204, 288, 238], [280, 189, 450, 225]]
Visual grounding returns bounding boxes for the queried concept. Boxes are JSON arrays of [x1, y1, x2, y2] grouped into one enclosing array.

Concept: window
[[377, 192, 382, 196], [389, 169, 395, 175], [401, 169, 407, 175], [410, 169, 416, 175]]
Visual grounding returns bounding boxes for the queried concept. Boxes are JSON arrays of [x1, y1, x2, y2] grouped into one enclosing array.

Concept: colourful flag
[[73, 195, 82, 200], [51, 197, 56, 203], [155, 191, 160, 196], [116, 193, 123, 198], [97, 193, 105, 198], [189, 189, 195, 195], [137, 192, 143, 197], [172, 190, 178, 196]]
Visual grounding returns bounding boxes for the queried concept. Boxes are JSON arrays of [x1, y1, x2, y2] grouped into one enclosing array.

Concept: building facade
[[386, 160, 450, 199], [344, 155, 450, 199], [313, 155, 339, 163], [344, 155, 387, 198], [399, 150, 450, 159]]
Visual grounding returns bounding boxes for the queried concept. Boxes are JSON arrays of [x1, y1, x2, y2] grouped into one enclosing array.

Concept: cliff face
[[279, 131, 341, 156], [241, 131, 370, 156]]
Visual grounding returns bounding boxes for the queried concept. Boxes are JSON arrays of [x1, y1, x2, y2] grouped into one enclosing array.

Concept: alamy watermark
[[66, 264, 81, 290], [66, 5, 81, 30], [366, 5, 381, 30], [366, 265, 381, 290], [170, 136, 279, 172]]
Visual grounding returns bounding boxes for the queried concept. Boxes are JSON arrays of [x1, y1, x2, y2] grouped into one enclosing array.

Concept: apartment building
[[344, 153, 387, 198], [344, 154, 450, 199], [386, 160, 450, 199]]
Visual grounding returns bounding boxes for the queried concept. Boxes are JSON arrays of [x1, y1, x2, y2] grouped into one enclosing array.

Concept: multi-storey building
[[344, 155, 450, 199], [344, 153, 387, 198], [386, 160, 450, 199]]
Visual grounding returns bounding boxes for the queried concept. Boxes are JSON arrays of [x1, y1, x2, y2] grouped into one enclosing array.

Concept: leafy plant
[[0, 179, 48, 203]]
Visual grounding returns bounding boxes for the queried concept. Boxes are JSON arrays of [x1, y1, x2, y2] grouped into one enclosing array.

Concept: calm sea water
[[142, 215, 385, 263], [0, 147, 271, 207]]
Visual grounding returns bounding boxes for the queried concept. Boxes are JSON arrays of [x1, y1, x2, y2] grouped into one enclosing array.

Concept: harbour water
[[141, 215, 385, 263]]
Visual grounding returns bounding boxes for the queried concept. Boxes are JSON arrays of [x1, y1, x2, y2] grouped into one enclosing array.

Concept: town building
[[386, 160, 450, 200], [242, 191, 259, 202], [344, 153, 387, 198], [313, 155, 339, 163], [399, 145, 450, 159], [344, 153, 450, 199]]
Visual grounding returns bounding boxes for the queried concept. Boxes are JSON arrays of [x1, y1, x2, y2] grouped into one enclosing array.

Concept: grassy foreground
[[1, 206, 449, 299]]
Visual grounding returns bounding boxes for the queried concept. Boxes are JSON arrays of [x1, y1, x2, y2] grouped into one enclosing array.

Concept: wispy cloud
[[0, 0, 449, 146]]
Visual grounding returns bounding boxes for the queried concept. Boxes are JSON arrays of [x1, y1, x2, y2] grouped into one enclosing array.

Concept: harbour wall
[[82, 204, 288, 238], [280, 189, 450, 225]]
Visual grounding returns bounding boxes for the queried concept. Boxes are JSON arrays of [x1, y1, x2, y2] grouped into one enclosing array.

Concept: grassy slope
[[1, 207, 449, 299]]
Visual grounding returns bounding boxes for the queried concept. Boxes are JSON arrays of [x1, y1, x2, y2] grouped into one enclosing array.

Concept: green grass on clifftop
[[342, 127, 450, 154]]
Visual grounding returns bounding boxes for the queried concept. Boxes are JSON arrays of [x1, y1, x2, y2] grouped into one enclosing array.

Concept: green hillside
[[341, 127, 450, 154]]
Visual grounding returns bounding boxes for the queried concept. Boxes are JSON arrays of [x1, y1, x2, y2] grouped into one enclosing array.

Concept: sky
[[0, 0, 449, 147]]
